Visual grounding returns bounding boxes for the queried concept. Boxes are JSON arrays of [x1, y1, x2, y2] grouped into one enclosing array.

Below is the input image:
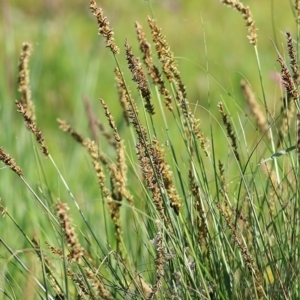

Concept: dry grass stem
[[96, 120, 117, 147], [148, 17, 179, 84], [286, 31, 300, 86], [17, 42, 35, 120], [189, 166, 208, 254], [220, 0, 257, 45], [152, 138, 181, 215], [147, 18, 205, 148], [148, 16, 190, 119], [16, 101, 49, 157], [114, 67, 131, 125], [0, 147, 23, 176], [34, 240, 64, 298], [135, 21, 173, 111], [240, 80, 270, 139], [67, 268, 93, 298], [277, 55, 299, 101], [296, 0, 300, 24], [86, 268, 114, 300], [89, 0, 119, 55], [218, 102, 240, 162], [148, 228, 164, 299], [16, 43, 49, 157], [100, 98, 121, 143], [56, 200, 84, 262], [125, 40, 154, 115], [84, 138, 126, 255], [57, 119, 86, 146]]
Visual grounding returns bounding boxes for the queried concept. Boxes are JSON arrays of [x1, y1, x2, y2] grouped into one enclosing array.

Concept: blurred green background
[[0, 0, 297, 228]]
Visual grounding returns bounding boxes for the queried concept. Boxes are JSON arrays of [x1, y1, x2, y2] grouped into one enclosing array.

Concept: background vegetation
[[0, 0, 299, 299]]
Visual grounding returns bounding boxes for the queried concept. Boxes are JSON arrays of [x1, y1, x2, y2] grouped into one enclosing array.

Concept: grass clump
[[1, 0, 300, 299]]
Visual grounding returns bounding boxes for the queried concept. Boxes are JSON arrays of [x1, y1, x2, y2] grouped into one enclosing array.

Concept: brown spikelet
[[148, 224, 165, 300], [218, 102, 240, 162], [148, 16, 187, 111], [114, 67, 131, 125], [56, 201, 83, 262], [16, 43, 49, 157], [220, 0, 257, 45], [45, 241, 64, 259], [277, 55, 299, 101], [286, 31, 300, 86], [104, 108, 133, 206], [57, 119, 86, 145], [33, 240, 64, 297], [85, 139, 108, 192], [215, 202, 264, 299], [125, 40, 154, 115], [86, 268, 114, 300], [0, 147, 23, 176], [67, 268, 94, 299], [135, 21, 173, 111], [147, 17, 183, 89], [16, 101, 49, 157], [100, 99, 121, 143], [218, 160, 228, 203], [147, 18, 205, 149], [136, 143, 165, 222], [0, 202, 7, 217], [17, 42, 35, 121], [189, 166, 209, 254], [296, 0, 300, 24], [89, 0, 119, 55], [240, 80, 270, 139], [121, 74, 171, 223], [152, 138, 181, 215], [84, 138, 125, 256]]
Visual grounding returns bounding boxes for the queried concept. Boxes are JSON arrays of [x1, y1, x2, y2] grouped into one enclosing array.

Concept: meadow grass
[[1, 0, 300, 299]]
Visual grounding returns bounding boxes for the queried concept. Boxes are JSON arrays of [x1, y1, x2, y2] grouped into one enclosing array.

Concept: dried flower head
[[240, 80, 270, 139], [218, 102, 240, 162], [16, 43, 49, 157], [89, 0, 119, 54], [114, 67, 131, 125], [286, 31, 300, 86], [135, 21, 173, 111], [56, 201, 83, 262], [152, 138, 181, 215], [220, 0, 257, 45], [16, 101, 49, 157], [296, 0, 300, 24], [277, 55, 299, 101], [57, 119, 86, 145], [148, 230, 165, 299], [125, 40, 154, 115], [0, 147, 23, 176], [17, 42, 35, 120], [86, 268, 113, 300]]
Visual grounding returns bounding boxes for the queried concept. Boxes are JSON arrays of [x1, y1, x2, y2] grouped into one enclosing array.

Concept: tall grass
[[1, 0, 300, 299]]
